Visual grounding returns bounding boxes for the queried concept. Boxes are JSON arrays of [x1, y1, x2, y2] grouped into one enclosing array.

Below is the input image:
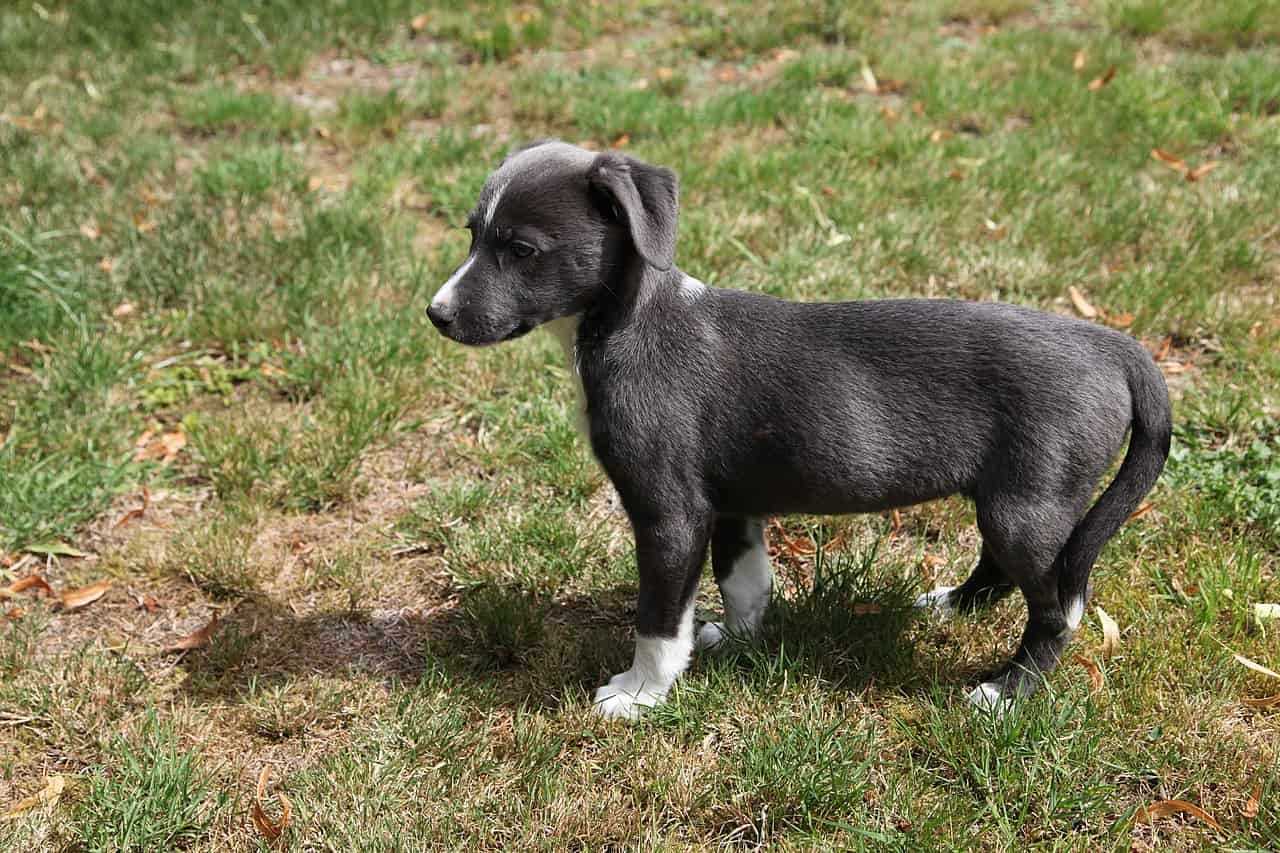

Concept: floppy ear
[[586, 152, 679, 271]]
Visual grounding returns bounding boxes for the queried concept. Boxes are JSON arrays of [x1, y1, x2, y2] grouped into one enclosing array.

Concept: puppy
[[428, 140, 1171, 719]]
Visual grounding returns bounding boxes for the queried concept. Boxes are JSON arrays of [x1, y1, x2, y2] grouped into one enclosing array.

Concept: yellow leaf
[[1096, 606, 1120, 658], [2, 775, 65, 820], [1244, 783, 1262, 819], [1068, 286, 1098, 319], [252, 766, 292, 841]]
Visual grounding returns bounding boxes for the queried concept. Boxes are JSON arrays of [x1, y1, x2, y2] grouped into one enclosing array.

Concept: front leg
[[594, 512, 711, 721]]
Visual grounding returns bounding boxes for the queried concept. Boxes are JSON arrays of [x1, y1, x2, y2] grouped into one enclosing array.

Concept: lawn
[[1, 0, 1278, 849]]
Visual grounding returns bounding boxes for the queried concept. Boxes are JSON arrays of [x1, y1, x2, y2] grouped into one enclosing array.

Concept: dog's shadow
[[177, 550, 989, 718]]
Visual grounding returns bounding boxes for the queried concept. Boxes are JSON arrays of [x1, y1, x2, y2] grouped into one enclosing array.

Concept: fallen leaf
[[1068, 286, 1098, 319], [6, 607, 24, 620], [24, 542, 89, 558], [1072, 50, 1086, 71], [1135, 799, 1223, 832], [409, 12, 428, 31], [1186, 161, 1219, 182], [1073, 653, 1103, 691], [1244, 783, 1262, 819], [1108, 311, 1135, 328], [1, 574, 54, 598], [61, 581, 110, 612], [1128, 502, 1155, 521], [1151, 148, 1188, 174], [1087, 66, 1116, 90], [252, 766, 292, 841], [1234, 653, 1280, 681], [97, 256, 115, 274], [131, 591, 161, 612], [1096, 606, 1120, 658], [112, 302, 135, 318], [2, 775, 65, 820], [861, 65, 879, 93], [1243, 694, 1280, 709], [133, 213, 156, 233], [715, 66, 737, 83], [1152, 336, 1173, 361], [852, 603, 883, 615], [160, 431, 186, 461], [983, 218, 1006, 239], [164, 615, 219, 651], [1255, 603, 1280, 621], [79, 221, 99, 240], [116, 507, 145, 527], [613, 133, 630, 148]]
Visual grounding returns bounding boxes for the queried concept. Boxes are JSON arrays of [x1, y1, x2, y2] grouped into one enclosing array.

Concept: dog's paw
[[967, 681, 1014, 716], [592, 671, 665, 721], [695, 621, 726, 651], [913, 585, 957, 619]]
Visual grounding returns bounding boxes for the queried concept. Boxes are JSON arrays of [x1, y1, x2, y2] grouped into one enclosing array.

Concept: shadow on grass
[[175, 542, 990, 715]]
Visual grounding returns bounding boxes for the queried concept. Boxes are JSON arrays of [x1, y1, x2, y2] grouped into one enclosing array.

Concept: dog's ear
[[587, 152, 679, 271]]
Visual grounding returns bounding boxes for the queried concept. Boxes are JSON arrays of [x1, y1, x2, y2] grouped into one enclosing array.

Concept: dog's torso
[[569, 270, 1142, 521]]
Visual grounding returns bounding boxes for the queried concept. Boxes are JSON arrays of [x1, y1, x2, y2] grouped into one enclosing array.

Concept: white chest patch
[[543, 315, 587, 435], [678, 273, 707, 303]]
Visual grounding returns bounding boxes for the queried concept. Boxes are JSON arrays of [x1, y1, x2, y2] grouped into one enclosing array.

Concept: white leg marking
[[594, 601, 695, 721], [430, 254, 475, 311], [542, 315, 587, 435], [1064, 596, 1084, 632], [698, 522, 772, 651], [913, 585, 956, 618], [967, 681, 1014, 716]]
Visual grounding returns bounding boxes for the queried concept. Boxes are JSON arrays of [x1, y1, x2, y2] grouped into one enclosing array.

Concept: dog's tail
[[1055, 350, 1171, 621]]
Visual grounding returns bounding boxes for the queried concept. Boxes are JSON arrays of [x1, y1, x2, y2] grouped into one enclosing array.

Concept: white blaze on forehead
[[431, 253, 475, 310], [478, 141, 596, 229]]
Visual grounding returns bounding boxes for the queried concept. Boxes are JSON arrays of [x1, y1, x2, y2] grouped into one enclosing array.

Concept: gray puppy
[[428, 140, 1171, 719]]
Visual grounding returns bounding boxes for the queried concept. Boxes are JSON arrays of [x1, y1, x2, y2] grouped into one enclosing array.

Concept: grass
[[0, 0, 1278, 849]]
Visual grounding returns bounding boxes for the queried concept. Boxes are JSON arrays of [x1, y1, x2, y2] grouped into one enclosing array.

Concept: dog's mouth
[[439, 318, 538, 347], [501, 320, 536, 341]]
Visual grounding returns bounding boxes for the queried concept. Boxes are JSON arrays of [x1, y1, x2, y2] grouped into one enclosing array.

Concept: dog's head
[[427, 140, 679, 345]]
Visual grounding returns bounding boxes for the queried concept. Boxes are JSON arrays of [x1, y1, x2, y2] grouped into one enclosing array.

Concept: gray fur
[[428, 140, 1172, 716]]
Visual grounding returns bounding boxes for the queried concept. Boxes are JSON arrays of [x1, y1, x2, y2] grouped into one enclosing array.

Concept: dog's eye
[[510, 241, 536, 259]]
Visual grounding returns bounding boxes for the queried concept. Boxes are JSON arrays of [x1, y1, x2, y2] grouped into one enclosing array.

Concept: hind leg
[[967, 498, 1084, 713], [696, 516, 772, 651], [914, 546, 1015, 618]]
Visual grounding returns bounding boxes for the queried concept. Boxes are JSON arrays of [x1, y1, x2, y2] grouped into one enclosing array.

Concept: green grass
[[1, 0, 1278, 849]]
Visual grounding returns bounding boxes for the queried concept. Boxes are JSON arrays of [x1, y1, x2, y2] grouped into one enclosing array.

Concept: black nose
[[427, 303, 456, 328]]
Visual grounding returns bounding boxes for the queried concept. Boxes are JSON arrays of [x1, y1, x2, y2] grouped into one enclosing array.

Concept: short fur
[[428, 140, 1172, 718]]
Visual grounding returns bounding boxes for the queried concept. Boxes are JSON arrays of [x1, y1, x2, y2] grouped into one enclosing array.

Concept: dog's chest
[[542, 315, 588, 434]]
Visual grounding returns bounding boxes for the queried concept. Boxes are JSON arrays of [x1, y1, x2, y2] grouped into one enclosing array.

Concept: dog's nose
[[427, 302, 457, 328]]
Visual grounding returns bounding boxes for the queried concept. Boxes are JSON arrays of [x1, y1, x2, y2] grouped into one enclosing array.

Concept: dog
[[427, 140, 1171, 720]]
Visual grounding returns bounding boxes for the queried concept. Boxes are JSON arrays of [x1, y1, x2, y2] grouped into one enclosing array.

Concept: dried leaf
[[131, 591, 161, 612], [1096, 606, 1120, 658], [409, 12, 428, 31], [1243, 694, 1280, 709], [1153, 336, 1173, 361], [1186, 161, 1219, 182], [252, 766, 292, 841], [1128, 502, 1155, 521], [115, 507, 145, 528], [613, 133, 630, 148], [24, 542, 88, 558], [1074, 653, 1103, 691], [1135, 799, 1223, 832], [1255, 603, 1280, 621], [79, 221, 99, 240], [97, 256, 115, 274], [852, 603, 883, 615], [61, 581, 110, 612], [6, 607, 24, 620], [159, 430, 186, 461], [1068, 286, 1098, 319], [1087, 67, 1116, 90], [1244, 783, 1262, 819], [1108, 311, 1135, 328], [1, 574, 54, 598], [2, 775, 65, 820], [1072, 50, 1086, 71], [1235, 653, 1280, 681], [164, 615, 219, 651], [860, 65, 879, 94], [112, 302, 134, 318], [1151, 148, 1188, 174]]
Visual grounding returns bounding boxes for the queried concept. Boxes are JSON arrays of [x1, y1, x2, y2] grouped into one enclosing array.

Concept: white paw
[[967, 681, 1014, 716], [913, 585, 956, 619], [695, 621, 726, 651], [592, 670, 666, 721]]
